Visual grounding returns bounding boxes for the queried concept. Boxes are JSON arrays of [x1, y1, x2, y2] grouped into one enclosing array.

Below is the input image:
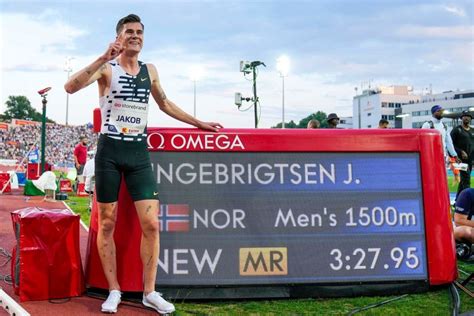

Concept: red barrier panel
[[0, 173, 11, 193], [11, 208, 85, 301], [27, 163, 51, 180], [76, 182, 88, 197], [26, 163, 40, 180]]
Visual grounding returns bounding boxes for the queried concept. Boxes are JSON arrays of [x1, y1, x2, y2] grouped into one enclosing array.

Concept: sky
[[1, 0, 473, 128]]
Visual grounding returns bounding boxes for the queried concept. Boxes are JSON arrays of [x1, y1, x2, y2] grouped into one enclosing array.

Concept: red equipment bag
[[59, 179, 73, 192], [11, 207, 85, 301]]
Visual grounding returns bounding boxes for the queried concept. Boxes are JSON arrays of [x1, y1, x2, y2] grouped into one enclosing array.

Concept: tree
[[272, 111, 328, 128], [273, 120, 298, 128], [298, 111, 328, 128], [3, 95, 55, 123]]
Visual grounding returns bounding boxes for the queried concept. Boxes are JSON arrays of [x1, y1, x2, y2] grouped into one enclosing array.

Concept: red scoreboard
[[86, 128, 456, 299]]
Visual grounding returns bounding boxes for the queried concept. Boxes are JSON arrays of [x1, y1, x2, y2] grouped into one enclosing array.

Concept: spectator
[[27, 143, 39, 163], [326, 113, 340, 129], [0, 123, 98, 167], [82, 150, 95, 211], [451, 110, 474, 200], [378, 119, 389, 129], [421, 105, 460, 165], [307, 119, 320, 129], [74, 136, 88, 175]]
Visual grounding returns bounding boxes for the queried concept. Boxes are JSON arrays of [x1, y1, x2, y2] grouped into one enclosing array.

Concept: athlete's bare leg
[[134, 199, 160, 294], [454, 226, 474, 243], [97, 201, 121, 290]]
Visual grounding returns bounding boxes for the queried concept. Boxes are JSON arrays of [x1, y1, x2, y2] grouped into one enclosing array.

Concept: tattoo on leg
[[146, 256, 153, 266]]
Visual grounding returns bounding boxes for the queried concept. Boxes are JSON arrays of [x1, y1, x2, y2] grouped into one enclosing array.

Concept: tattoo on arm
[[158, 87, 167, 101], [85, 68, 92, 75]]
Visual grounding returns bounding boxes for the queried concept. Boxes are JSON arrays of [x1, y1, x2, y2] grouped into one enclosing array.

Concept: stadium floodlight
[[64, 56, 75, 126], [189, 65, 204, 82], [276, 55, 290, 128], [276, 55, 290, 77], [189, 66, 205, 117]]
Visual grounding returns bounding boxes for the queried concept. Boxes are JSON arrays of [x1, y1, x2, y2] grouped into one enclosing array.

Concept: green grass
[[65, 194, 91, 226], [65, 180, 474, 315], [447, 175, 458, 194]]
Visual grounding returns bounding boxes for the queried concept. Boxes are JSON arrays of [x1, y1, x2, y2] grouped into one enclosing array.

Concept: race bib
[[108, 100, 148, 135]]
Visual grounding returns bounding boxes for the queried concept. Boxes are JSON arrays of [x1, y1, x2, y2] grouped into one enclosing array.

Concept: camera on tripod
[[456, 242, 473, 260]]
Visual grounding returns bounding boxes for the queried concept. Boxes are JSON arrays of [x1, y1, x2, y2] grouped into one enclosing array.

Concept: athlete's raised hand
[[101, 32, 125, 61]]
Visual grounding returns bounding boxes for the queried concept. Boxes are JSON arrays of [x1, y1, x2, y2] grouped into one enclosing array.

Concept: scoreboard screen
[[153, 152, 427, 285]]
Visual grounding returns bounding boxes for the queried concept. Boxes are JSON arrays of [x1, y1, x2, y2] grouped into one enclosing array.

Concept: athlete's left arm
[[148, 64, 222, 132], [454, 213, 474, 228]]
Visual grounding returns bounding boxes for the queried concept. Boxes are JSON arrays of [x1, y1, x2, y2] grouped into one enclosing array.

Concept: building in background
[[353, 85, 419, 128], [338, 116, 353, 129], [398, 89, 474, 129], [352, 86, 474, 129]]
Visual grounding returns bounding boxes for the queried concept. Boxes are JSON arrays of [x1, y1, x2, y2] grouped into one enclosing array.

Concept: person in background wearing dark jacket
[[451, 110, 474, 200]]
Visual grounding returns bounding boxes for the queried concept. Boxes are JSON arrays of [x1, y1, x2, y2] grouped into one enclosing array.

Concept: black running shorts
[[95, 134, 158, 203]]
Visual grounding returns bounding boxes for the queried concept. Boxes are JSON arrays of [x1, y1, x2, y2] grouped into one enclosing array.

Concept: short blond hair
[[307, 119, 320, 129]]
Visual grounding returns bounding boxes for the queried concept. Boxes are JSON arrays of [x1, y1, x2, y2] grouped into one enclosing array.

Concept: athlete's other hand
[[101, 33, 125, 61], [196, 121, 223, 132]]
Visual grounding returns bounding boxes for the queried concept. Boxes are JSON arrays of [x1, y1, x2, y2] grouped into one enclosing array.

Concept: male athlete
[[64, 14, 222, 314]]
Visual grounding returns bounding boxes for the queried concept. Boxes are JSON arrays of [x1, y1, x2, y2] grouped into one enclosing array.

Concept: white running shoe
[[142, 291, 175, 314], [101, 290, 121, 313]]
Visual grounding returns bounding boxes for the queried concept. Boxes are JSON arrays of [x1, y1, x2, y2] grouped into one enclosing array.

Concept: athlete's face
[[118, 22, 144, 53]]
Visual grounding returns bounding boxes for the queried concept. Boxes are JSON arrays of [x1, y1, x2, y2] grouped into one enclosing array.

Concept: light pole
[[189, 66, 204, 118], [355, 87, 361, 129], [276, 55, 290, 128], [64, 57, 74, 126]]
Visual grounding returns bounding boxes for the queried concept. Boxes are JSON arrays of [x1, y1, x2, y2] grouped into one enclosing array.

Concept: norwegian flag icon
[[158, 204, 190, 232]]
